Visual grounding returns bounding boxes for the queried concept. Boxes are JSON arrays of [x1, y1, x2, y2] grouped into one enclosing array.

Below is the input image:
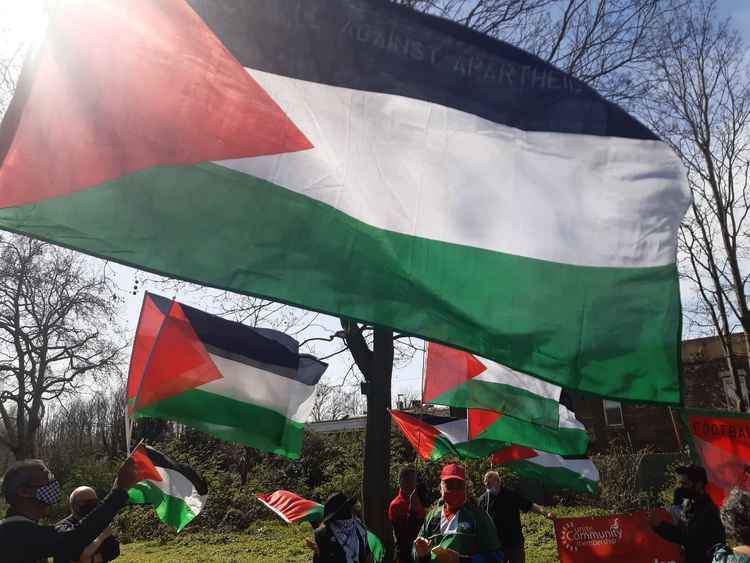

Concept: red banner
[[554, 511, 684, 563], [683, 411, 750, 507]]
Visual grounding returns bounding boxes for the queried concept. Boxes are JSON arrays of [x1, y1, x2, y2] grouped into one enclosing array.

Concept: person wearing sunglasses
[[0, 456, 137, 563]]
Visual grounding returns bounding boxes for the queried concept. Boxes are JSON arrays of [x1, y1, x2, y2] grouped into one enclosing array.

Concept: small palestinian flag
[[390, 410, 507, 461], [127, 293, 327, 459], [0, 0, 689, 405], [257, 490, 385, 562], [424, 342, 563, 427], [128, 445, 208, 532], [681, 409, 750, 506], [492, 445, 599, 494], [256, 490, 323, 524]]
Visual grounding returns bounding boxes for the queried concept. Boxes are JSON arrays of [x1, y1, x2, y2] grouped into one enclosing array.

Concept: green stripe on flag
[[135, 389, 305, 459], [475, 415, 589, 456], [128, 481, 198, 531], [429, 380, 560, 427], [508, 460, 599, 494], [0, 162, 681, 403]]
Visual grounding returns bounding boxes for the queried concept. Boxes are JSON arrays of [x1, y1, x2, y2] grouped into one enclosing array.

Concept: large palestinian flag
[[127, 293, 327, 459], [129, 445, 208, 531], [493, 445, 599, 494], [424, 343, 563, 427], [681, 409, 750, 506], [390, 409, 507, 461], [0, 0, 689, 403]]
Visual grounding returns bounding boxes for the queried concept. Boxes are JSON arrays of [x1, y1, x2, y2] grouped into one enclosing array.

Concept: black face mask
[[77, 501, 99, 518], [676, 487, 697, 503]]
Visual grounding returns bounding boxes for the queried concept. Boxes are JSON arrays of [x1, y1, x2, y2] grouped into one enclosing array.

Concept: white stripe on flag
[[529, 451, 600, 482], [435, 419, 469, 444], [197, 353, 316, 423], [473, 360, 562, 401], [216, 68, 690, 269], [148, 467, 207, 516]]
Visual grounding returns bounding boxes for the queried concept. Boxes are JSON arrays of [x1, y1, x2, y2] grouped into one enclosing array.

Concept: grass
[[119, 507, 607, 562], [117, 522, 312, 563]]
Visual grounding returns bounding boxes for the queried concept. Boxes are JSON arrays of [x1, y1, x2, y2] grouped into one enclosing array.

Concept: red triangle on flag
[[132, 445, 163, 483], [0, 0, 312, 208], [389, 410, 440, 462], [423, 343, 487, 403], [491, 445, 537, 465], [127, 294, 168, 413], [468, 408, 504, 439], [133, 301, 223, 411]]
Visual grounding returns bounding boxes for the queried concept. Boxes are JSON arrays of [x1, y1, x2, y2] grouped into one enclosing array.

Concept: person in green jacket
[[713, 488, 750, 563], [413, 464, 503, 563]]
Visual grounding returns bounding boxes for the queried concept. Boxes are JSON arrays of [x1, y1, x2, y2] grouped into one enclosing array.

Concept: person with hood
[[651, 464, 725, 563], [413, 464, 503, 563], [312, 492, 373, 563], [478, 470, 553, 563], [389, 466, 426, 563]]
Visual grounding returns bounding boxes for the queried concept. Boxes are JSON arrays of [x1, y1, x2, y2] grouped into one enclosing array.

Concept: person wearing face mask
[[478, 471, 554, 563], [650, 464, 725, 563], [312, 492, 373, 563], [0, 457, 138, 563], [54, 486, 120, 563], [413, 464, 503, 563]]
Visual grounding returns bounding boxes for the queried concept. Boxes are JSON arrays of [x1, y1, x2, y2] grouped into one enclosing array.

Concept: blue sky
[[717, 0, 750, 39]]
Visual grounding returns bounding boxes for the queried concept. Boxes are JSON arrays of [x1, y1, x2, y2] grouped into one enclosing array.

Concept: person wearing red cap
[[413, 464, 503, 563]]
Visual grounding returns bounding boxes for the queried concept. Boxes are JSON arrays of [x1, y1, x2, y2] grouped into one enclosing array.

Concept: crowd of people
[[311, 462, 750, 563], [2, 456, 750, 562]]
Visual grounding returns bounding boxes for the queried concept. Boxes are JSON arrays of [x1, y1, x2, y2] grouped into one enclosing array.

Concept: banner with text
[[554, 511, 683, 563], [681, 408, 750, 507]]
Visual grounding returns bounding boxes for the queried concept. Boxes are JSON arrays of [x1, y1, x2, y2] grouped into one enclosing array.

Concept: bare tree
[[0, 236, 124, 459], [394, 0, 677, 104], [645, 0, 750, 410], [309, 383, 366, 422]]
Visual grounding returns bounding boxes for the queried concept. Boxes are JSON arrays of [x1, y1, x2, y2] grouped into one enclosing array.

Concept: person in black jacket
[[651, 464, 725, 563], [478, 470, 554, 563], [0, 457, 137, 563], [312, 492, 372, 563], [54, 486, 121, 563]]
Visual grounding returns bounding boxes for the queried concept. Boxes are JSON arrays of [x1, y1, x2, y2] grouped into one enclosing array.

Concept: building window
[[721, 370, 749, 407], [603, 400, 624, 427]]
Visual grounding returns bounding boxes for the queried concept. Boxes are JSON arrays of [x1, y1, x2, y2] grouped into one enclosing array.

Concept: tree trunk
[[362, 327, 394, 559]]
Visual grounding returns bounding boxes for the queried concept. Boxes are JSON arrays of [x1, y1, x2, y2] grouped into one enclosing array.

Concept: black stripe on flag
[[145, 446, 209, 496], [188, 0, 657, 141], [146, 293, 327, 386]]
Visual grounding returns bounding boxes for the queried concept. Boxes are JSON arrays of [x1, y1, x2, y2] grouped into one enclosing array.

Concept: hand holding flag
[[113, 448, 140, 492]]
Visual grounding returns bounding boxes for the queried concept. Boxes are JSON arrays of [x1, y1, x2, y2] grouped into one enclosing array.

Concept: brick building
[[574, 334, 748, 453]]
